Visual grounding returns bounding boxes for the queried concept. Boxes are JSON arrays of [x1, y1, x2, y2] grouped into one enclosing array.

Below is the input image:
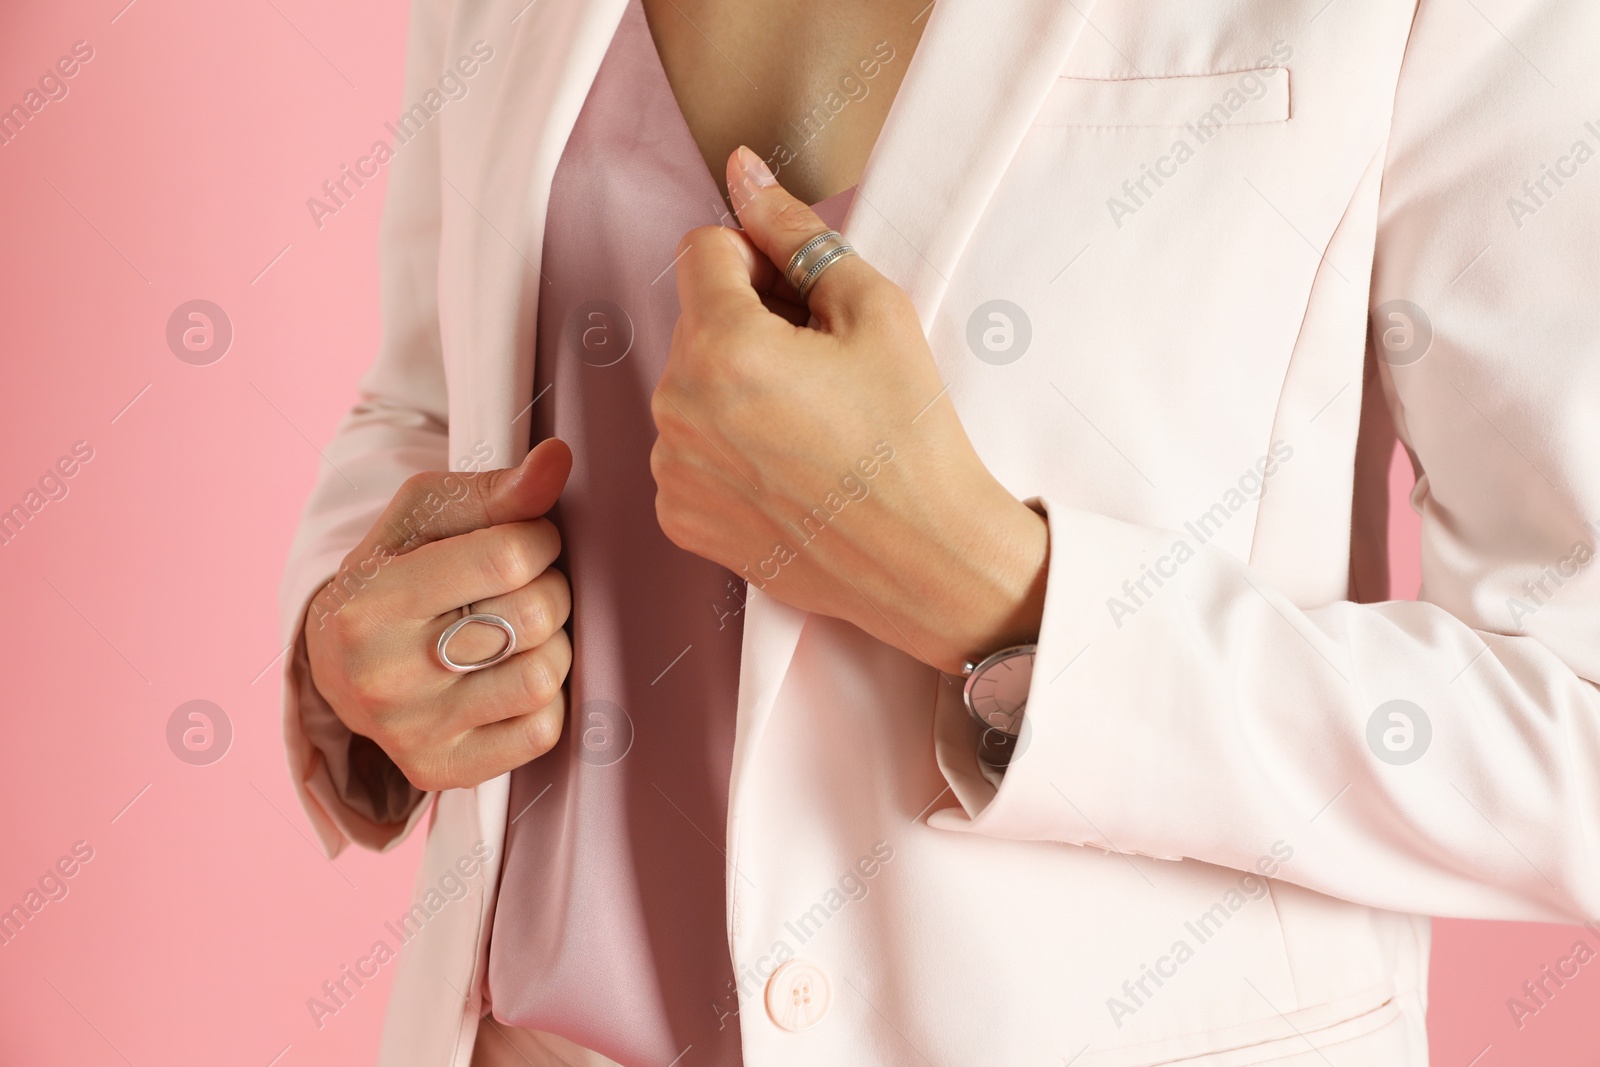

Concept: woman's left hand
[[649, 146, 1048, 675]]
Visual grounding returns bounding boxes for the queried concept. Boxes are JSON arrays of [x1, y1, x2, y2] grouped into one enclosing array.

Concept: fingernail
[[737, 145, 777, 189], [730, 145, 777, 214]]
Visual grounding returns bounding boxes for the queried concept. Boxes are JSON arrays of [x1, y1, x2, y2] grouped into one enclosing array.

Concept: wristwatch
[[960, 644, 1036, 738]]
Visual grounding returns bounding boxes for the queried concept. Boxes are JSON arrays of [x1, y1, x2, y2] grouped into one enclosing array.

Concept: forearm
[[839, 467, 1049, 675]]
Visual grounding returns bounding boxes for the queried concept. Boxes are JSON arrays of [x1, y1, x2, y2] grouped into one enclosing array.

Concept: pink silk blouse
[[484, 0, 855, 1062]]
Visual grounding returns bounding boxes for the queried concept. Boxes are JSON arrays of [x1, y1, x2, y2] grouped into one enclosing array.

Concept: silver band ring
[[436, 611, 518, 673], [784, 230, 857, 301]]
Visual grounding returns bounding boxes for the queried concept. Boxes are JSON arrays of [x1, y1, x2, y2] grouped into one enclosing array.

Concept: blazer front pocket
[[1034, 68, 1291, 129]]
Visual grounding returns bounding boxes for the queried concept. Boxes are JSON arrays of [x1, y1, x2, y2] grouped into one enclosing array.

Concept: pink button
[[764, 959, 831, 1032]]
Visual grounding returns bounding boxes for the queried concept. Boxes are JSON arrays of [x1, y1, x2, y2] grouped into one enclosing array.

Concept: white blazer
[[279, 0, 1600, 1063]]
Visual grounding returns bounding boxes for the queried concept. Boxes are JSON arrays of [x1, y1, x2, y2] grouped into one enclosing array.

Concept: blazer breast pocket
[[1034, 67, 1291, 129]]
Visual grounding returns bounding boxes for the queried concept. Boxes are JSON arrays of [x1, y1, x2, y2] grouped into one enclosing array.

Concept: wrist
[[813, 454, 1049, 675], [910, 480, 1049, 675], [953, 490, 1049, 670]]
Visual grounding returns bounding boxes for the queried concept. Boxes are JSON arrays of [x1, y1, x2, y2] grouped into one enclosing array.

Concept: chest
[[638, 0, 929, 204]]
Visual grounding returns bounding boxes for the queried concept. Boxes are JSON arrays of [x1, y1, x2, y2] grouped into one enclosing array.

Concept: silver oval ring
[[435, 612, 518, 673], [784, 230, 857, 301]]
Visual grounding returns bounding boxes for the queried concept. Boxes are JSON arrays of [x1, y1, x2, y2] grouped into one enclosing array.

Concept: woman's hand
[[304, 439, 576, 791], [650, 148, 1049, 675]]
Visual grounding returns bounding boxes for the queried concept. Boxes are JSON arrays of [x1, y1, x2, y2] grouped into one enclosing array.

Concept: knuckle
[[520, 702, 564, 759], [389, 745, 424, 784], [393, 474, 441, 531], [408, 730, 480, 792], [397, 471, 435, 503], [654, 492, 677, 540], [773, 201, 817, 237], [678, 224, 720, 258], [651, 388, 696, 437], [673, 313, 706, 355], [336, 598, 385, 648], [308, 598, 354, 653], [530, 516, 561, 558], [481, 532, 536, 590], [655, 493, 694, 551], [665, 317, 686, 364], [649, 387, 671, 427], [392, 756, 427, 790], [401, 753, 452, 793], [546, 564, 571, 597], [345, 657, 395, 709], [388, 473, 465, 549], [518, 589, 551, 641], [692, 305, 733, 348], [315, 571, 372, 637], [539, 571, 572, 630], [648, 437, 669, 484], [515, 653, 560, 710], [381, 708, 429, 756]]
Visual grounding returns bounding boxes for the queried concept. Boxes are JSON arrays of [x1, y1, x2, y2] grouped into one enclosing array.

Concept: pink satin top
[[485, 1, 855, 1061]]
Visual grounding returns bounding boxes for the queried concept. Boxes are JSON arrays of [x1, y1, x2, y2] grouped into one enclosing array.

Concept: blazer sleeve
[[275, 0, 453, 858], [935, 0, 1600, 925]]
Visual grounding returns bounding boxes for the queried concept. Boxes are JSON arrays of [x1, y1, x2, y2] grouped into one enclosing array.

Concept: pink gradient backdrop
[[0, 2, 1591, 1063]]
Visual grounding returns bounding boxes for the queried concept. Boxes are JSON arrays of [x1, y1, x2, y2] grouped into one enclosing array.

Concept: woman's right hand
[[304, 439, 575, 792]]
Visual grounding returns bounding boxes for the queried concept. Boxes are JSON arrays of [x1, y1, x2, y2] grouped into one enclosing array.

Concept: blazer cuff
[[929, 497, 1184, 861]]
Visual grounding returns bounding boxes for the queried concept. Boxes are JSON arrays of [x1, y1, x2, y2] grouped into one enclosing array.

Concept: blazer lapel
[[728, 0, 1105, 780], [846, 0, 1104, 328], [443, 0, 631, 476], [437, 0, 632, 899]]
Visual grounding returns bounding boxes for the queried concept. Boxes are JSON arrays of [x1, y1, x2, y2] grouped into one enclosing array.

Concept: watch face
[[965, 646, 1035, 736]]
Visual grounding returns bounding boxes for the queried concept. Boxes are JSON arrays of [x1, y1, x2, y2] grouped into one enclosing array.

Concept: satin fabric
[[485, 2, 853, 1062]]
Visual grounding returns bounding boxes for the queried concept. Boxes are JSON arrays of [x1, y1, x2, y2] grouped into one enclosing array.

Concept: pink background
[[0, 1, 1591, 1063]]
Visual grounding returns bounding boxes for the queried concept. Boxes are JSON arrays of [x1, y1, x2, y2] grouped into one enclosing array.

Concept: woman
[[280, 0, 1600, 1063]]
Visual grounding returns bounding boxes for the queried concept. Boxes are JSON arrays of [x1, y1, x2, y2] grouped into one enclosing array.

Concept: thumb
[[725, 145, 878, 330], [362, 437, 574, 557], [482, 437, 573, 525]]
